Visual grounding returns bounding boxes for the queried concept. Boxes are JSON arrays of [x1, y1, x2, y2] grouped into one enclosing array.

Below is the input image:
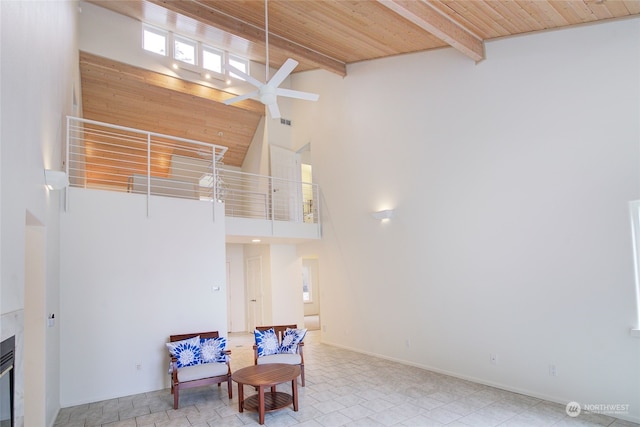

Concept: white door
[[226, 261, 232, 332], [246, 256, 264, 331], [270, 145, 303, 222]]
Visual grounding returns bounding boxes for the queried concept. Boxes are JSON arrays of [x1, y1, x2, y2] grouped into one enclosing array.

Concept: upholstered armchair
[[253, 324, 306, 386], [166, 331, 232, 409]]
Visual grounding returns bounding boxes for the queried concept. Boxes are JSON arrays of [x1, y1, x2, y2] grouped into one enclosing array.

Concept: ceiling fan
[[222, 0, 319, 119]]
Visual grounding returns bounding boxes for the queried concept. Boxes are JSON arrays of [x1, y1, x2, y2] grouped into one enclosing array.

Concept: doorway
[[302, 258, 320, 331], [270, 145, 303, 222]]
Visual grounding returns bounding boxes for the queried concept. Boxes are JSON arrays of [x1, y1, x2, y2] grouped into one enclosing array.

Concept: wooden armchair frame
[[169, 331, 232, 409], [253, 324, 305, 386]]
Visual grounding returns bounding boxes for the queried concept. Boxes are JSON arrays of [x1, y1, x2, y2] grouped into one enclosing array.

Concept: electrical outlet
[[490, 354, 498, 365], [136, 363, 142, 371], [405, 339, 411, 348], [549, 364, 557, 376]]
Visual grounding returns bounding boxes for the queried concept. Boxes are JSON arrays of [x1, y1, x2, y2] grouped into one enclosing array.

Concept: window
[[630, 200, 640, 334], [228, 55, 249, 80], [174, 36, 197, 65], [142, 26, 167, 56], [202, 46, 223, 74], [140, 24, 249, 82]]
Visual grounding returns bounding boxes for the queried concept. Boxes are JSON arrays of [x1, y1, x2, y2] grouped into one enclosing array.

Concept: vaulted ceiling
[[81, 0, 640, 167]]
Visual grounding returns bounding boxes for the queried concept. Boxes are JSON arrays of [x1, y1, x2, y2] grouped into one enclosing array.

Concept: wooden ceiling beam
[[377, 0, 485, 62], [149, 0, 347, 76]]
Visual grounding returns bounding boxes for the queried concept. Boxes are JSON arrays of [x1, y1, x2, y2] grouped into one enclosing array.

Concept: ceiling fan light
[[259, 85, 277, 105]]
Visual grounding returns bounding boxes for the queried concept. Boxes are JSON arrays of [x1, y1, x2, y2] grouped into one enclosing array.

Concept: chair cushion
[[177, 362, 229, 382], [255, 328, 280, 357], [279, 328, 307, 354], [256, 353, 302, 365], [166, 336, 201, 368], [201, 337, 227, 363]]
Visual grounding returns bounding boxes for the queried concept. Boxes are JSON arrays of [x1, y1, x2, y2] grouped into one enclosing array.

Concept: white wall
[[60, 189, 227, 405], [294, 18, 640, 422], [1, 1, 78, 425]]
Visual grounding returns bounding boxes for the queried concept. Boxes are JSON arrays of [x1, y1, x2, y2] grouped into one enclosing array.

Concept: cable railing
[[67, 117, 226, 200], [66, 117, 320, 225], [218, 169, 319, 223]]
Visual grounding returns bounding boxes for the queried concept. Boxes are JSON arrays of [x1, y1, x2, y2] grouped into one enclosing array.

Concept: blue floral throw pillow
[[201, 337, 227, 363], [279, 328, 307, 354], [166, 336, 201, 368], [255, 328, 280, 357]]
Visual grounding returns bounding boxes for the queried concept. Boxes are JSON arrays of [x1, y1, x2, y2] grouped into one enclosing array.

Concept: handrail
[[67, 116, 228, 160]]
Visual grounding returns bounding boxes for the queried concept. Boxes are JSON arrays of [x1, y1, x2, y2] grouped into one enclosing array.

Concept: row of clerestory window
[[142, 24, 249, 83]]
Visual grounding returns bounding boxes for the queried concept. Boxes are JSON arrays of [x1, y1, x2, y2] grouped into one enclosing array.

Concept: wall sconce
[[44, 169, 69, 190], [370, 209, 395, 221]]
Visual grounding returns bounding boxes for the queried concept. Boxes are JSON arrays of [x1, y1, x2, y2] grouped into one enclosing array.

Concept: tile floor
[[54, 331, 637, 427]]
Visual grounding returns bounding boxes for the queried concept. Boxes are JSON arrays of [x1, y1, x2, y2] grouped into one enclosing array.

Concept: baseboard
[[321, 339, 639, 424]]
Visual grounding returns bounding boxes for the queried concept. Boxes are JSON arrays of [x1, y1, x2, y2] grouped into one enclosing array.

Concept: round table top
[[232, 363, 300, 387]]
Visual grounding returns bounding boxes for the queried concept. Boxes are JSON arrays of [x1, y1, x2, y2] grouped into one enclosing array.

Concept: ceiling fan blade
[[276, 87, 319, 102], [267, 58, 299, 88], [223, 90, 259, 105], [223, 64, 264, 89], [267, 102, 281, 119]]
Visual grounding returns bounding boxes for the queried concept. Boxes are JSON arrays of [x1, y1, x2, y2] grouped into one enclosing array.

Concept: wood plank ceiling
[[81, 0, 640, 171]]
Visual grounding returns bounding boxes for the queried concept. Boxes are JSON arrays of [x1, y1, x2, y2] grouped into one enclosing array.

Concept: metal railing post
[[269, 176, 275, 233], [212, 146, 216, 222], [147, 133, 151, 218], [65, 116, 70, 212]]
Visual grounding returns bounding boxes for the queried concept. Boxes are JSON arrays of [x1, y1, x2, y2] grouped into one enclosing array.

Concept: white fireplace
[[1, 310, 23, 427]]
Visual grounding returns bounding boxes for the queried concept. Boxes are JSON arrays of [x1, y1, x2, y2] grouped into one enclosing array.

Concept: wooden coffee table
[[232, 363, 300, 424]]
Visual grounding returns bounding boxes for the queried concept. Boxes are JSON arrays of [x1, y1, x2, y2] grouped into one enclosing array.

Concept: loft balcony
[[65, 116, 321, 242]]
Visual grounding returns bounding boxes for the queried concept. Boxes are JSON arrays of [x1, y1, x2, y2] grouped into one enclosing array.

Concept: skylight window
[[142, 26, 167, 56]]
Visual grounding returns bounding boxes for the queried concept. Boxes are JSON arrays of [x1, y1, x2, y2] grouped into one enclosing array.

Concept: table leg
[[238, 383, 244, 413], [258, 386, 265, 424], [292, 378, 298, 411]]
